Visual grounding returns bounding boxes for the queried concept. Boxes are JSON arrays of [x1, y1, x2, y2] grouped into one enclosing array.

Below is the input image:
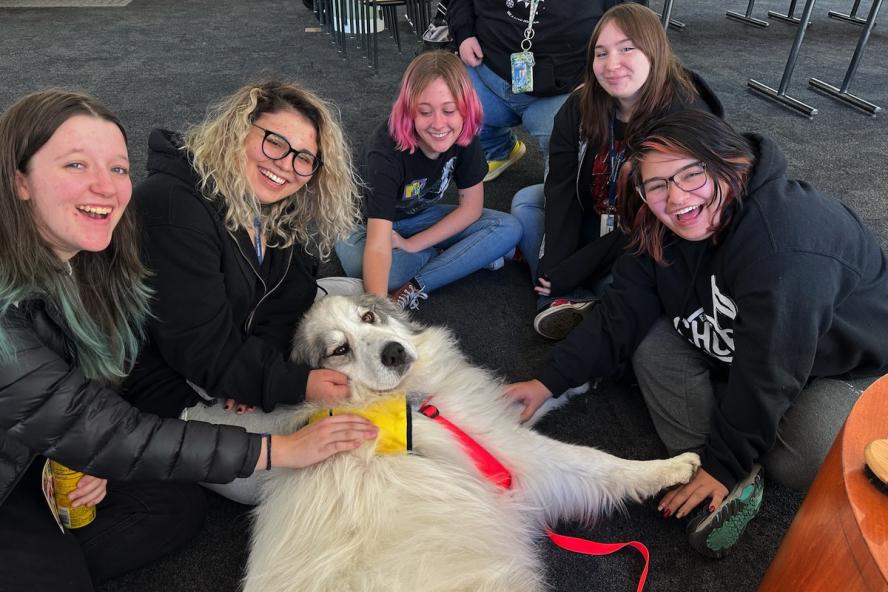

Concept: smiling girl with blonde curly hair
[[122, 80, 369, 505]]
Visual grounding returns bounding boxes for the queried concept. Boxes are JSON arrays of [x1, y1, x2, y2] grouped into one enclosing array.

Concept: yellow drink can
[[49, 461, 96, 529]]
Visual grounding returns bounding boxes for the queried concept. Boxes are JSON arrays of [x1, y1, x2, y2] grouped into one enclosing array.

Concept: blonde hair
[[184, 80, 361, 259]]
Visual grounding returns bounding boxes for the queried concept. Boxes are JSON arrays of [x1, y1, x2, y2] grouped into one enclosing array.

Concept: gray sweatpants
[[632, 317, 876, 491]]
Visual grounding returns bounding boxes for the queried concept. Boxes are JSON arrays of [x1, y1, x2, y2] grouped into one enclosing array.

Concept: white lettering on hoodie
[[673, 275, 736, 363]]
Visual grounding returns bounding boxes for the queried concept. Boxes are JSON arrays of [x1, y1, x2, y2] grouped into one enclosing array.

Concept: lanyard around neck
[[607, 114, 626, 208], [520, 0, 540, 52], [253, 214, 264, 265]]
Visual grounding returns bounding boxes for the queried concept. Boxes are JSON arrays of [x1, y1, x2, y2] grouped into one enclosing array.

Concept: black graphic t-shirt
[[362, 121, 487, 221]]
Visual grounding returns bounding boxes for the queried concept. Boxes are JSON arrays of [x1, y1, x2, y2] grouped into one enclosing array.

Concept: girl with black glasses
[[506, 110, 888, 559], [121, 80, 373, 505]]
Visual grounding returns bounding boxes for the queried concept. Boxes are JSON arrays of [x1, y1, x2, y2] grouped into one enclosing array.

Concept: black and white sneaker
[[391, 279, 428, 311], [686, 464, 764, 559], [533, 299, 596, 340]]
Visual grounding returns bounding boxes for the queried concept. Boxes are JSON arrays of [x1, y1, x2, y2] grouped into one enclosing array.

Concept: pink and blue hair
[[388, 51, 483, 153]]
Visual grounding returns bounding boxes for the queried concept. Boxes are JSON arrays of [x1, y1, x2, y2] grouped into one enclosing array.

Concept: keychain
[[510, 0, 539, 94], [510, 51, 535, 94]]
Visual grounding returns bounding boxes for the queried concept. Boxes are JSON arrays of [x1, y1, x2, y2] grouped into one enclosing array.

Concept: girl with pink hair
[[335, 51, 521, 310]]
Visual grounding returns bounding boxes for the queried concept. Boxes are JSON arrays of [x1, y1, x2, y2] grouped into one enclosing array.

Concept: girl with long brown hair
[[510, 3, 722, 340]]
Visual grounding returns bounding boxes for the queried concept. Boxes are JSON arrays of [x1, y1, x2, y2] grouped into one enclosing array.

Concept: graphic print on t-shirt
[[673, 274, 737, 363], [400, 156, 456, 216], [404, 179, 427, 199], [505, 0, 546, 25]]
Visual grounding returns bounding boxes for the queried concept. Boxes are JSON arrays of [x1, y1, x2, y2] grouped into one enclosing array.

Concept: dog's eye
[[330, 344, 350, 357], [361, 311, 375, 324]]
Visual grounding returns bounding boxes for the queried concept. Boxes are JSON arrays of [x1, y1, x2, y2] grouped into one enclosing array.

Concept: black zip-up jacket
[[0, 299, 260, 507], [536, 134, 888, 489], [538, 72, 724, 296], [448, 0, 647, 97], [121, 130, 318, 418]]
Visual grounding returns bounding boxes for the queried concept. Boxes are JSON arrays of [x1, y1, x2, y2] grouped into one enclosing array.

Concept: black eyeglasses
[[252, 124, 322, 177], [637, 161, 708, 203]]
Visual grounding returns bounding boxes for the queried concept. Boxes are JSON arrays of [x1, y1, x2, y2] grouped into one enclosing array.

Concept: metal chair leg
[[727, 0, 770, 28], [660, 0, 687, 30], [385, 5, 401, 52], [748, 0, 818, 117], [809, 0, 883, 114], [768, 0, 811, 25], [829, 0, 870, 25]]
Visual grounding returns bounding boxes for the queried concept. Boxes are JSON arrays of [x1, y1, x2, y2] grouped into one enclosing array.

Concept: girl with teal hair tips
[[0, 89, 377, 591]]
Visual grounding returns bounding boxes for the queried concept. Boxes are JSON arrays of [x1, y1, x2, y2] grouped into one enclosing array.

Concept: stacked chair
[[312, 0, 435, 70]]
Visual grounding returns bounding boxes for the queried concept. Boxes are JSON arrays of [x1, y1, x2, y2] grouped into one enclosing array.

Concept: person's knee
[[762, 378, 865, 491], [632, 318, 675, 377], [510, 184, 544, 213], [497, 213, 524, 242], [762, 449, 820, 491]]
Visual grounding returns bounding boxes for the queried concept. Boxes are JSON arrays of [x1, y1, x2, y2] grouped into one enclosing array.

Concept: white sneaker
[[486, 257, 505, 271]]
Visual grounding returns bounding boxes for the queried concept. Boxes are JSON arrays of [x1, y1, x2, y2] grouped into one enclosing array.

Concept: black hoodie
[[121, 130, 318, 417], [448, 0, 647, 97], [535, 134, 888, 489]]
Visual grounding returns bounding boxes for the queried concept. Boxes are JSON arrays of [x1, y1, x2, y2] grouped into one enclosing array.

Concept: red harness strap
[[418, 401, 650, 592]]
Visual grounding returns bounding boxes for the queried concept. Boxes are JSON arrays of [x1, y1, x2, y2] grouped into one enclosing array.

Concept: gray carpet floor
[[1, 0, 886, 590]]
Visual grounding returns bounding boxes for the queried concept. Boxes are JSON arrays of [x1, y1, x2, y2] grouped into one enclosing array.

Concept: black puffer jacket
[[0, 298, 261, 507]]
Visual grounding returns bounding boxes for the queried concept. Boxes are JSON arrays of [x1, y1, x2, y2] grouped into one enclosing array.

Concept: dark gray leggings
[[632, 317, 876, 491]]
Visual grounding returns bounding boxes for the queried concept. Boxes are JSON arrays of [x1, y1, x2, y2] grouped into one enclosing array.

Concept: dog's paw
[[561, 382, 590, 398], [666, 452, 701, 486]]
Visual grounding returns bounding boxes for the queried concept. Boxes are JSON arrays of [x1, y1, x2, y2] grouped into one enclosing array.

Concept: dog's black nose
[[381, 341, 408, 368]]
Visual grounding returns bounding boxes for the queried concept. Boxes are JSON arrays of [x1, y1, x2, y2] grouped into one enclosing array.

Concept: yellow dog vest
[[307, 393, 412, 455]]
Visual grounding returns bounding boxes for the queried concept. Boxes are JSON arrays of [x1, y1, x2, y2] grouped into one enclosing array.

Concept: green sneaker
[[483, 140, 526, 182], [686, 464, 764, 559]]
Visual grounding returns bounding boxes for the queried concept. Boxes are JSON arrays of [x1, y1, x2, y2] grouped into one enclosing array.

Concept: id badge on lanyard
[[510, 51, 535, 94], [511, 0, 539, 94], [601, 116, 624, 236], [600, 213, 615, 236]]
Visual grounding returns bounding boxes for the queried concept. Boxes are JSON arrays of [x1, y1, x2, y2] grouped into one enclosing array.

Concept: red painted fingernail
[[709, 504, 716, 513], [663, 509, 672, 518]]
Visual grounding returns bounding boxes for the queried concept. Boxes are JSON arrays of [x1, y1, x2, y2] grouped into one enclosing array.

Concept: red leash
[[418, 402, 650, 592]]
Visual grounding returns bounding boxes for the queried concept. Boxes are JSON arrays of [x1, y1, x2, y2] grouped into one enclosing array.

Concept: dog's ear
[[356, 293, 423, 333], [291, 311, 325, 366], [356, 292, 399, 318]]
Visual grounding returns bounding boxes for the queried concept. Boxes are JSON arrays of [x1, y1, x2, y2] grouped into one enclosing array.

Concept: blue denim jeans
[[467, 63, 569, 162], [511, 183, 612, 311], [510, 183, 545, 280], [335, 204, 522, 293]]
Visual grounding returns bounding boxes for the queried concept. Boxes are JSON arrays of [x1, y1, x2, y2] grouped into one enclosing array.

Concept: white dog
[[244, 294, 700, 592]]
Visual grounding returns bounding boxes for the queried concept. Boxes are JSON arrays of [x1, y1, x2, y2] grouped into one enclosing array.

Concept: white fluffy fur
[[244, 294, 700, 592]]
